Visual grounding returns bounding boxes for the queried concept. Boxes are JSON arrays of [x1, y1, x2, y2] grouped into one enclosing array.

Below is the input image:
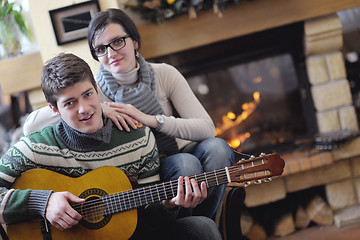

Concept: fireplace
[[150, 22, 317, 155], [147, 7, 360, 239]]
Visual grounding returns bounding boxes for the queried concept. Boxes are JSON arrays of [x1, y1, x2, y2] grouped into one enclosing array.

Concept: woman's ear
[[133, 40, 139, 51], [49, 104, 61, 116]]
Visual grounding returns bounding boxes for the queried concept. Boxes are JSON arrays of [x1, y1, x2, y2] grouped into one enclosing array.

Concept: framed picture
[[49, 1, 100, 45]]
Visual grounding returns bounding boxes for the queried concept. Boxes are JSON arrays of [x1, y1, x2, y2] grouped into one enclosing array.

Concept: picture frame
[[49, 1, 100, 45]]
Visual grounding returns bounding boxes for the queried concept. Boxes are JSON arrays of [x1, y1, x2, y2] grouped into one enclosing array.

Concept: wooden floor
[[268, 223, 360, 240]]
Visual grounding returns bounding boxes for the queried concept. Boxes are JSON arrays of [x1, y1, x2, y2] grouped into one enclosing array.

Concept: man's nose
[[78, 100, 89, 114]]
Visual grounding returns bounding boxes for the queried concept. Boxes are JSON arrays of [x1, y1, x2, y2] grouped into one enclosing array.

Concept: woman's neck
[[111, 62, 139, 86]]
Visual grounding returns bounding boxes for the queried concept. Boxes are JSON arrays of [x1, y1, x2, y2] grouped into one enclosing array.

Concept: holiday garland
[[129, 0, 246, 23]]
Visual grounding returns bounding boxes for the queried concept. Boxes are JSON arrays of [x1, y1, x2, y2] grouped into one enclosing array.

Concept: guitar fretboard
[[74, 155, 278, 217], [102, 167, 229, 215]]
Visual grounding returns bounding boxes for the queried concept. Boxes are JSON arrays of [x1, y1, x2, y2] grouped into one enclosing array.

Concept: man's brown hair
[[41, 53, 97, 109]]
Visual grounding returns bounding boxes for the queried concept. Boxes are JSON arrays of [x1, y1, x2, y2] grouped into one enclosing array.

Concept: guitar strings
[[72, 162, 269, 218], [71, 162, 269, 219], [71, 172, 226, 214], [71, 164, 268, 219], [71, 168, 230, 217], [116, 164, 268, 208]]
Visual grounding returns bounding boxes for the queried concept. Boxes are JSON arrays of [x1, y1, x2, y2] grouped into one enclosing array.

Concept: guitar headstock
[[315, 130, 360, 150], [229, 153, 285, 187]]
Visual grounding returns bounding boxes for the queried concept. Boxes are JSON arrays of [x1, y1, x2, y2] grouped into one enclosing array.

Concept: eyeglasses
[[92, 35, 130, 57]]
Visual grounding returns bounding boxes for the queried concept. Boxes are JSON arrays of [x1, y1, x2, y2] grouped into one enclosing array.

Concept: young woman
[[23, 8, 234, 220]]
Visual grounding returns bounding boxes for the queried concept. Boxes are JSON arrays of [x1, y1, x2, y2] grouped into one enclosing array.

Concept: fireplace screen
[[187, 53, 308, 154]]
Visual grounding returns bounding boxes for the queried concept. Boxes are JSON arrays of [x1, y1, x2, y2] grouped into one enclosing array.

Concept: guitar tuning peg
[[254, 179, 262, 184], [259, 153, 266, 157], [244, 181, 251, 187], [264, 177, 272, 182], [250, 155, 255, 159], [237, 158, 246, 163]]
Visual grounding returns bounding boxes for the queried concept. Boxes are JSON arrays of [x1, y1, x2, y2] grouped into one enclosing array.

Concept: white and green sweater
[[0, 118, 159, 225]]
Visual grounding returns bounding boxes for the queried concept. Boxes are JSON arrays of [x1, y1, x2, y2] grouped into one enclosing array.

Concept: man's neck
[[56, 117, 112, 152]]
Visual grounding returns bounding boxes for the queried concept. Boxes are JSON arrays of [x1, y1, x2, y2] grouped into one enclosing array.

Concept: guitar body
[[7, 166, 137, 240]]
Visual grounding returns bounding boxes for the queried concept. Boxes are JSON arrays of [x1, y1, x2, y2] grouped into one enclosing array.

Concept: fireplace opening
[[150, 22, 317, 155], [186, 52, 310, 155]]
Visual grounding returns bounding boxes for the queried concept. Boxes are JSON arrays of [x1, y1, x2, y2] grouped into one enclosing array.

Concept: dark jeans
[[133, 216, 222, 240]]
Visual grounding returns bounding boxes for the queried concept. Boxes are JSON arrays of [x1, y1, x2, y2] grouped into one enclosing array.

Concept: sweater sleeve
[[0, 144, 53, 224], [0, 189, 52, 224], [152, 63, 215, 141]]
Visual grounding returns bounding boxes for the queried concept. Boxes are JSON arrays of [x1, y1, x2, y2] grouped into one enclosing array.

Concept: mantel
[[137, 0, 360, 59]]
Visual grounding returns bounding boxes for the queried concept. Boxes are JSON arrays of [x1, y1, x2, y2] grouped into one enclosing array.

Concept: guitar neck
[[100, 167, 230, 215], [74, 153, 284, 216]]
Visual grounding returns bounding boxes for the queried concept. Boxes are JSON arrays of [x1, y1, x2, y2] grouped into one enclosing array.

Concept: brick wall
[[305, 14, 359, 133]]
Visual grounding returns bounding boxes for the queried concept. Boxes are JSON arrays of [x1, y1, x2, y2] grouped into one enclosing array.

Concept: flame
[[253, 91, 260, 101], [215, 91, 260, 149], [227, 112, 236, 120], [228, 132, 251, 149], [230, 139, 241, 149]]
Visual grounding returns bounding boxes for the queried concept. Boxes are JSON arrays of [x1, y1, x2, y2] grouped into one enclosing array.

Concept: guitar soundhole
[[78, 188, 112, 230]]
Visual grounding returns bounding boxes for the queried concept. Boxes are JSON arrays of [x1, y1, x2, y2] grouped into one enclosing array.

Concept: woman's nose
[[107, 46, 118, 58]]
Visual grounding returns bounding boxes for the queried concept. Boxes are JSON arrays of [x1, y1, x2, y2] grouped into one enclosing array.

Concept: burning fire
[[215, 91, 260, 149]]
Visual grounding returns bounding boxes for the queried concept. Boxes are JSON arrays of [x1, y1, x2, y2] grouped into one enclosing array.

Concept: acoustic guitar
[[7, 153, 285, 240]]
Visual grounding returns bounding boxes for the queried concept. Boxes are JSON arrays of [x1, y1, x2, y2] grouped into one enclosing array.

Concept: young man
[[0, 53, 222, 239]]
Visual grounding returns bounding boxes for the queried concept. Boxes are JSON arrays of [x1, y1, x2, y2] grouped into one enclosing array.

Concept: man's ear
[[49, 104, 60, 116]]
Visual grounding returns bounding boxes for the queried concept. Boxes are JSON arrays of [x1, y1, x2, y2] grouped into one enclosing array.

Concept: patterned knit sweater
[[0, 119, 159, 225]]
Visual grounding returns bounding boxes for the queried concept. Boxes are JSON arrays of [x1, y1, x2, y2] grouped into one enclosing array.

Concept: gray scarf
[[96, 54, 178, 157]]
